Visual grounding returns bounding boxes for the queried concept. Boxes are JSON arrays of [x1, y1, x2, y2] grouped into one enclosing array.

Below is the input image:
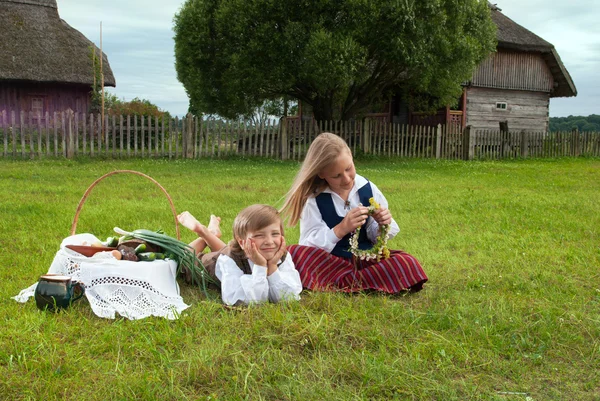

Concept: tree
[[243, 98, 299, 127], [549, 115, 600, 132], [174, 0, 496, 121], [106, 96, 171, 120]]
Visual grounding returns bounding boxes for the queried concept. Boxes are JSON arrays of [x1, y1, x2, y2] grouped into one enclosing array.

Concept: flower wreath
[[348, 197, 391, 261]]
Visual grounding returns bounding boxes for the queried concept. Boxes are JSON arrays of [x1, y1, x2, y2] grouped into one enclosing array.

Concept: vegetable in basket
[[114, 227, 215, 289]]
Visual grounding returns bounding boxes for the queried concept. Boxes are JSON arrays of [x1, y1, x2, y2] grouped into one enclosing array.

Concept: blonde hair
[[280, 132, 351, 226], [229, 204, 284, 256]]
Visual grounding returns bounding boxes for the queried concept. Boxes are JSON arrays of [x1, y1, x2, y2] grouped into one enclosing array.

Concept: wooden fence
[[1, 110, 599, 160]]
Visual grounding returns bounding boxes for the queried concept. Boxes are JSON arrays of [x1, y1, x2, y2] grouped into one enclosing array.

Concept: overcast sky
[[57, 0, 598, 118]]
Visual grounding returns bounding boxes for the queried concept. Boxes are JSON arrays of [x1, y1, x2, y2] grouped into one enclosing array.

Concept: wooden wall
[[0, 81, 91, 119], [465, 87, 549, 132], [471, 50, 554, 93]]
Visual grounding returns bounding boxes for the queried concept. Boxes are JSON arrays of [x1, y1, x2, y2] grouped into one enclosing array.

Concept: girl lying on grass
[[177, 204, 302, 306]]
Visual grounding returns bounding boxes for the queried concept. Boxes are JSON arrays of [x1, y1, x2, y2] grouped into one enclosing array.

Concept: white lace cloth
[[12, 234, 190, 320]]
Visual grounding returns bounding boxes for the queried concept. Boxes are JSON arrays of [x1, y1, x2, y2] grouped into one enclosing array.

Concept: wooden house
[[462, 3, 576, 132], [0, 0, 116, 118], [398, 3, 577, 131]]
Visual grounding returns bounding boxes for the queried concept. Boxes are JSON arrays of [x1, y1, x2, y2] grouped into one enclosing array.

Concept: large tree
[[174, 0, 496, 120]]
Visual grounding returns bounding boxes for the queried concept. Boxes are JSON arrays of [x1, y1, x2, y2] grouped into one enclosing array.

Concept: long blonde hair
[[280, 132, 351, 226], [229, 204, 284, 257]]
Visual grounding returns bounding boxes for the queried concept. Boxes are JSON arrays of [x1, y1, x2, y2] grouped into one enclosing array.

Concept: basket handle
[[70, 170, 180, 240]]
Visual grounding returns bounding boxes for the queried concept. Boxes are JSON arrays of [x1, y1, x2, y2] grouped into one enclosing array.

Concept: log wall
[[465, 87, 549, 132]]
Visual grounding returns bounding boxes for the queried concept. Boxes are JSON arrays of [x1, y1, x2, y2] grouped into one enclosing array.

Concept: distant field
[[1, 156, 599, 400]]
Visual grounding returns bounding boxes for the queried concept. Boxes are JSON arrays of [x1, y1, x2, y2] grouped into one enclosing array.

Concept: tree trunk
[[311, 97, 334, 121]]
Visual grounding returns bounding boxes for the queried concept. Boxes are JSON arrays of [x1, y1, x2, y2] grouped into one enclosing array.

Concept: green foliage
[[107, 96, 172, 120], [550, 115, 600, 132], [1, 158, 600, 400], [173, 0, 497, 120]]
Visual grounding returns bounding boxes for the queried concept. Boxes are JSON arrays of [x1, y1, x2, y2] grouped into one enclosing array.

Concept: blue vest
[[315, 181, 374, 259]]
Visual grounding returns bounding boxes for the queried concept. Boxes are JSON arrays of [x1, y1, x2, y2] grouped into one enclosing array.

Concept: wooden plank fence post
[[104, 114, 109, 156], [462, 125, 474, 160], [2, 110, 7, 158], [0, 110, 5, 157], [186, 113, 194, 158], [435, 124, 442, 159], [60, 112, 65, 156], [193, 115, 198, 158], [133, 115, 138, 156], [11, 111, 17, 157], [520, 130, 528, 158], [81, 113, 86, 156], [155, 116, 160, 157], [182, 115, 187, 158], [147, 114, 152, 158], [20, 111, 26, 158], [37, 113, 43, 158], [572, 127, 580, 157], [90, 113, 95, 154], [28, 111, 34, 158], [97, 113, 102, 154], [280, 117, 288, 160], [60, 111, 66, 157], [111, 115, 116, 157], [168, 117, 173, 159], [362, 118, 371, 154], [74, 112, 79, 156], [66, 110, 75, 158], [175, 116, 180, 158], [141, 115, 146, 157], [118, 115, 123, 157]]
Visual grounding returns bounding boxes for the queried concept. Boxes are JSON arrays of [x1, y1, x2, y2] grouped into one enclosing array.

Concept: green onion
[[114, 227, 218, 296]]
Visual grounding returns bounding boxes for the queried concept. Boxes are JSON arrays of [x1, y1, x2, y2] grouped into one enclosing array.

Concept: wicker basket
[[69, 169, 181, 242]]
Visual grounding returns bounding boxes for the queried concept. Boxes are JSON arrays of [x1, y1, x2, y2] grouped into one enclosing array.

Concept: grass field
[[1, 156, 599, 400]]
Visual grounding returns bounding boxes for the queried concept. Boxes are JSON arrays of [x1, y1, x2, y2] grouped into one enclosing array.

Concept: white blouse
[[215, 254, 302, 306], [299, 174, 400, 253]]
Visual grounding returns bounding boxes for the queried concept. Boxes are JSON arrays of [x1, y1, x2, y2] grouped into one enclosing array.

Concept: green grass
[[1, 156, 599, 400]]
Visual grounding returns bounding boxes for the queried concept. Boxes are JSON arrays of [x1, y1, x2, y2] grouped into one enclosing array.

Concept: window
[[32, 97, 44, 117], [496, 102, 508, 111]]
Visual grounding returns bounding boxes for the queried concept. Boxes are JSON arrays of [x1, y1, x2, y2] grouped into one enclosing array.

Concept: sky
[[57, 0, 598, 118]]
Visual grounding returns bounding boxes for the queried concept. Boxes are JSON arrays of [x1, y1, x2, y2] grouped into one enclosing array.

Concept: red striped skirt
[[288, 245, 427, 294]]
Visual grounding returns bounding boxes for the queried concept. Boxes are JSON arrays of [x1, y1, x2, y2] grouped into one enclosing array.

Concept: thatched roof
[[0, 0, 116, 87], [489, 3, 576, 97]]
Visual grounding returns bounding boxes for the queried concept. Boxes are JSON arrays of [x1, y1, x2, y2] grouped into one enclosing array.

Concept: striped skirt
[[288, 245, 427, 294]]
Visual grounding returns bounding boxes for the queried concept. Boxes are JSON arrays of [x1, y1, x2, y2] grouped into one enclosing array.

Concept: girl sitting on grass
[[177, 204, 302, 306], [280, 132, 428, 294]]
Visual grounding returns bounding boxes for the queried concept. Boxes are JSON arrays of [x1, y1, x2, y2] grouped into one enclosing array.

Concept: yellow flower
[[369, 197, 381, 211]]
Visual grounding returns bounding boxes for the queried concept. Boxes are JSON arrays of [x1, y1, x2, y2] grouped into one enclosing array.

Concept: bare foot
[[177, 211, 202, 233], [208, 214, 221, 238]]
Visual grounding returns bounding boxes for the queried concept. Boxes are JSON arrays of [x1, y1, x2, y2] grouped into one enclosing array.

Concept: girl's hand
[[371, 207, 392, 226], [267, 237, 287, 268], [241, 238, 267, 267], [335, 206, 369, 237]]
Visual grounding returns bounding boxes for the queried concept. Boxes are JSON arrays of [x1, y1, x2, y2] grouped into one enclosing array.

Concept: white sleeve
[[215, 255, 270, 305], [298, 197, 341, 252], [267, 256, 303, 303], [365, 181, 400, 242]]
